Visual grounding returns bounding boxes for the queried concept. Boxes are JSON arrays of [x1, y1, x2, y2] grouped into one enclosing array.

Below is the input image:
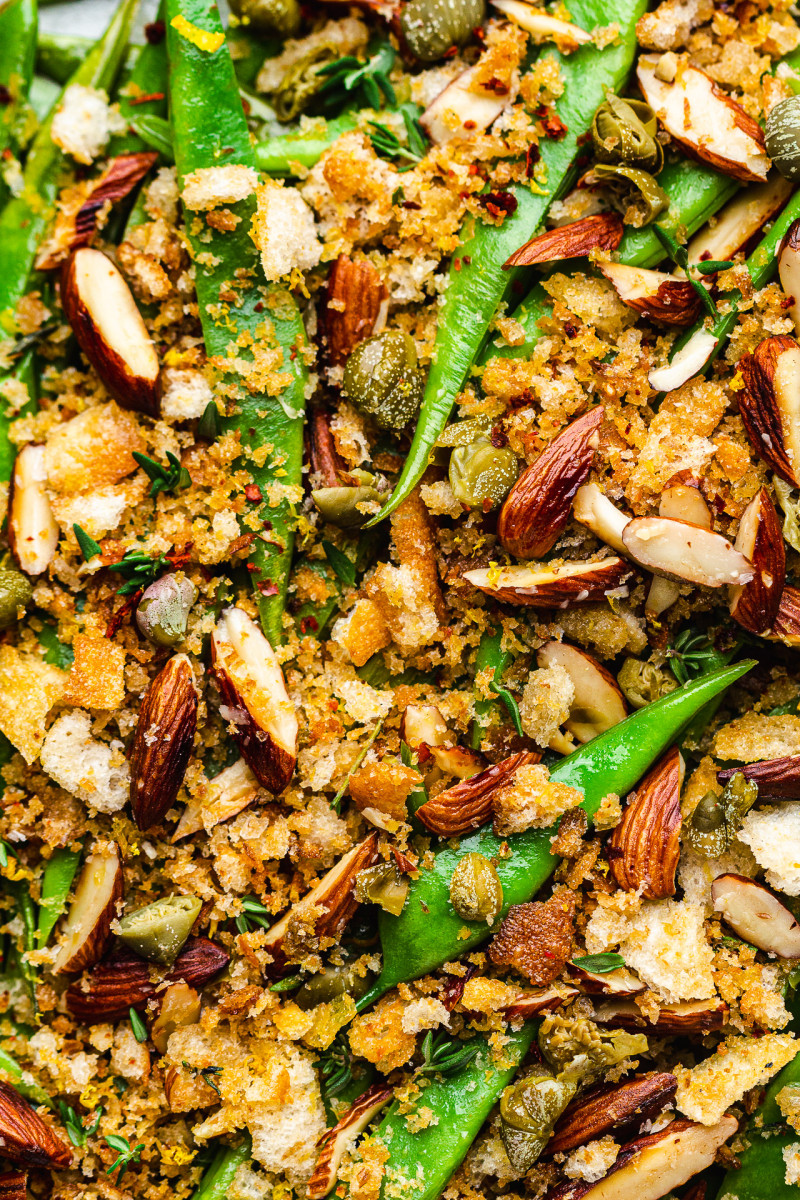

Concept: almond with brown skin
[[770, 585, 800, 646], [211, 606, 298, 794], [637, 57, 769, 182], [501, 984, 578, 1023], [8, 444, 59, 577], [130, 653, 197, 831], [622, 516, 753, 587], [544, 1116, 738, 1200], [718, 753, 800, 798], [547, 1073, 677, 1157], [0, 1171, 26, 1200], [61, 247, 160, 417], [497, 409, 603, 559], [308, 408, 345, 487], [421, 62, 511, 145], [464, 557, 635, 607], [263, 834, 380, 979], [488, 889, 575, 986], [0, 1081, 72, 1169], [308, 1084, 394, 1200], [320, 255, 387, 367], [728, 487, 785, 633], [52, 841, 123, 975], [503, 214, 623, 269], [598, 263, 701, 326], [565, 965, 644, 995], [712, 874, 800, 957], [592, 998, 728, 1035], [416, 750, 540, 836], [65, 937, 229, 1022], [648, 328, 720, 394], [537, 642, 627, 744], [490, 2, 592, 49], [609, 745, 682, 898], [739, 335, 800, 486], [688, 176, 792, 267], [778, 218, 800, 337]]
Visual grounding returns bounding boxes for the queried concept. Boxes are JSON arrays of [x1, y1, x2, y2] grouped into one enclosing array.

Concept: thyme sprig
[[416, 1030, 481, 1076], [57, 1101, 103, 1148], [318, 1030, 354, 1097], [132, 450, 191, 498], [316, 41, 396, 111], [368, 106, 427, 170], [104, 1134, 145, 1185], [72, 525, 172, 596], [235, 895, 272, 935], [653, 225, 733, 318]]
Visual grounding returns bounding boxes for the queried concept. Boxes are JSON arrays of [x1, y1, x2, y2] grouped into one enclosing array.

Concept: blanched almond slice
[[503, 215, 623, 269], [464, 557, 635, 607], [637, 56, 769, 182], [779, 219, 800, 338], [400, 703, 448, 749], [592, 998, 728, 1035], [547, 1073, 677, 1157], [497, 409, 603, 559], [739, 335, 800, 486], [416, 750, 539, 836], [622, 516, 753, 587], [566, 964, 645, 995], [172, 758, 259, 841], [52, 842, 123, 975], [770, 585, 800, 646], [211, 607, 298, 794], [609, 746, 683, 899], [421, 63, 511, 145], [598, 262, 701, 326], [718, 753, 800, 798], [544, 1116, 738, 1200], [648, 328, 719, 392], [491, 0, 591, 49], [712, 873, 800, 957], [8, 444, 59, 576], [62, 248, 160, 417], [537, 641, 627, 744], [646, 482, 712, 618], [729, 487, 785, 634], [687, 176, 791, 266], [308, 1084, 393, 1200], [572, 483, 630, 554]]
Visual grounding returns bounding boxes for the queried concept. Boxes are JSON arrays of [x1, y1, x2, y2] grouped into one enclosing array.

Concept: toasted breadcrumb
[[493, 763, 583, 834], [738, 804, 800, 895], [564, 1136, 619, 1182], [675, 1034, 796, 1125], [50, 84, 126, 164]]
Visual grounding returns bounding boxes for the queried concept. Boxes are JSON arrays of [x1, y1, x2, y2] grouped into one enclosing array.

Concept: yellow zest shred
[[170, 14, 225, 53]]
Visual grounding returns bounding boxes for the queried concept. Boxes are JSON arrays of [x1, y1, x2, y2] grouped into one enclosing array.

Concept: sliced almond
[[728, 487, 785, 633], [497, 409, 603, 559], [739, 335, 800, 486], [544, 1116, 738, 1200], [609, 745, 683, 899], [648, 328, 719, 393], [566, 964, 645, 995], [308, 1084, 394, 1200], [0, 1082, 72, 1170], [622, 516, 753, 587], [598, 262, 701, 327], [211, 606, 298, 794], [503, 215, 623, 270], [263, 834, 380, 978], [490, 0, 591, 49], [52, 842, 123, 975], [464, 557, 635, 607], [0, 1171, 26, 1200], [593, 998, 728, 1035], [572, 483, 630, 554], [645, 482, 712, 618], [172, 758, 260, 842], [718, 753, 800, 799], [130, 654, 198, 831], [400, 703, 449, 749], [688, 176, 792, 267], [427, 745, 485, 778], [308, 408, 345, 488], [778, 218, 800, 337], [321, 255, 387, 368], [547, 1073, 678, 1157], [150, 981, 201, 1054], [416, 750, 539, 836], [421, 63, 511, 145], [537, 642, 627, 744], [712, 873, 800, 957], [501, 984, 579, 1023], [61, 247, 160, 417], [770, 585, 800, 646], [637, 56, 769, 182], [8, 444, 59, 576]]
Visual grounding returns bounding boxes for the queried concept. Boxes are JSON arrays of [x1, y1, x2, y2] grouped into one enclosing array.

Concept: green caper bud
[[539, 1013, 648, 1085], [355, 863, 409, 916], [118, 895, 202, 965], [136, 574, 198, 647], [616, 658, 677, 709], [591, 163, 668, 226], [272, 43, 338, 123], [449, 853, 503, 923], [342, 331, 424, 431], [293, 962, 376, 1010], [437, 416, 492, 447], [312, 485, 382, 529], [401, 0, 486, 63], [499, 1067, 576, 1172], [766, 96, 800, 181], [0, 567, 32, 629], [692, 792, 724, 833], [229, 0, 301, 37], [448, 436, 518, 510], [685, 791, 726, 858], [592, 94, 663, 173]]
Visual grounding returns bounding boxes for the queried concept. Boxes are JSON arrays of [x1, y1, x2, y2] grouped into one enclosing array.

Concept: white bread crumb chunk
[[41, 710, 130, 814], [784, 1144, 800, 1185], [252, 182, 321, 282], [738, 803, 800, 895], [676, 1033, 796, 1125], [160, 368, 214, 421], [51, 85, 126, 164], [401, 998, 451, 1035], [181, 164, 258, 212]]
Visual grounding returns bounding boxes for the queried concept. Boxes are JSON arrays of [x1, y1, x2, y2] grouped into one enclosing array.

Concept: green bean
[[0, 1042, 51, 1107], [167, 0, 309, 646], [27, 73, 58, 121], [109, 0, 168, 157], [367, 0, 646, 526], [0, 0, 37, 204], [470, 626, 513, 751], [254, 113, 358, 175], [356, 660, 753, 1009], [191, 1137, 253, 1199], [35, 33, 94, 84], [36, 846, 81, 950]]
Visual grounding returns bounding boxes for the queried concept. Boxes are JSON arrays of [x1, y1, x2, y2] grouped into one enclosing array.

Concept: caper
[[592, 94, 663, 173], [616, 657, 677, 709], [355, 863, 409, 916], [449, 852, 503, 923], [136, 574, 198, 647], [342, 331, 424, 431], [448, 436, 518, 510], [0, 567, 32, 630], [229, 0, 301, 37], [312, 485, 382, 529], [437, 416, 493, 448], [293, 961, 376, 1010], [118, 895, 202, 965], [401, 0, 486, 63], [272, 43, 338, 123], [591, 163, 668, 226], [499, 1067, 576, 1171], [766, 96, 800, 181], [539, 1013, 648, 1085]]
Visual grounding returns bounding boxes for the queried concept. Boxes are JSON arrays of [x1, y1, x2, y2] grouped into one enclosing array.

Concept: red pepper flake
[[244, 483, 263, 503], [564, 323, 578, 339], [463, 255, 471, 265], [542, 112, 568, 140], [246, 563, 260, 573], [472, 24, 486, 41], [165, 543, 193, 570], [482, 77, 510, 96], [257, 580, 279, 596], [145, 19, 166, 43], [128, 92, 165, 106], [576, 130, 592, 147], [402, 200, 421, 210], [443, 44, 459, 57], [479, 191, 518, 220], [490, 424, 509, 448], [105, 591, 142, 638], [290, 347, 297, 360], [300, 615, 319, 634], [464, 120, 477, 130], [262, 520, 273, 531], [454, 258, 462, 272], [0, 86, 11, 106], [416, 743, 432, 765], [254, 301, 264, 312], [525, 144, 541, 176]]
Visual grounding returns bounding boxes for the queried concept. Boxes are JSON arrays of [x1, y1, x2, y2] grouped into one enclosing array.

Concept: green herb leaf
[[417, 1029, 481, 1076], [132, 450, 191, 498], [200, 1065, 222, 1096], [331, 718, 384, 814], [316, 41, 397, 112], [108, 548, 171, 597], [695, 259, 734, 275], [318, 1030, 354, 1098], [571, 952, 626, 974], [400, 740, 414, 769], [197, 400, 219, 441], [129, 1006, 148, 1043], [269, 975, 303, 993], [73, 523, 102, 562], [57, 1100, 103, 1147], [104, 1134, 144, 1185], [322, 539, 356, 588], [489, 666, 523, 737]]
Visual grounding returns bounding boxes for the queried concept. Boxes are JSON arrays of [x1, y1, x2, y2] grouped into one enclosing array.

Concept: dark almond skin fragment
[[501, 985, 578, 1023], [308, 408, 345, 487], [0, 1170, 27, 1200], [547, 1072, 677, 1156], [489, 889, 575, 986], [320, 254, 387, 367], [770, 585, 800, 646], [718, 754, 800, 798], [609, 746, 682, 898], [503, 214, 623, 269], [130, 654, 198, 831], [0, 1082, 72, 1170], [599, 263, 702, 327], [738, 335, 800, 487], [497, 408, 603, 560], [416, 750, 540, 836], [729, 486, 785, 634], [65, 937, 230, 1022]]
